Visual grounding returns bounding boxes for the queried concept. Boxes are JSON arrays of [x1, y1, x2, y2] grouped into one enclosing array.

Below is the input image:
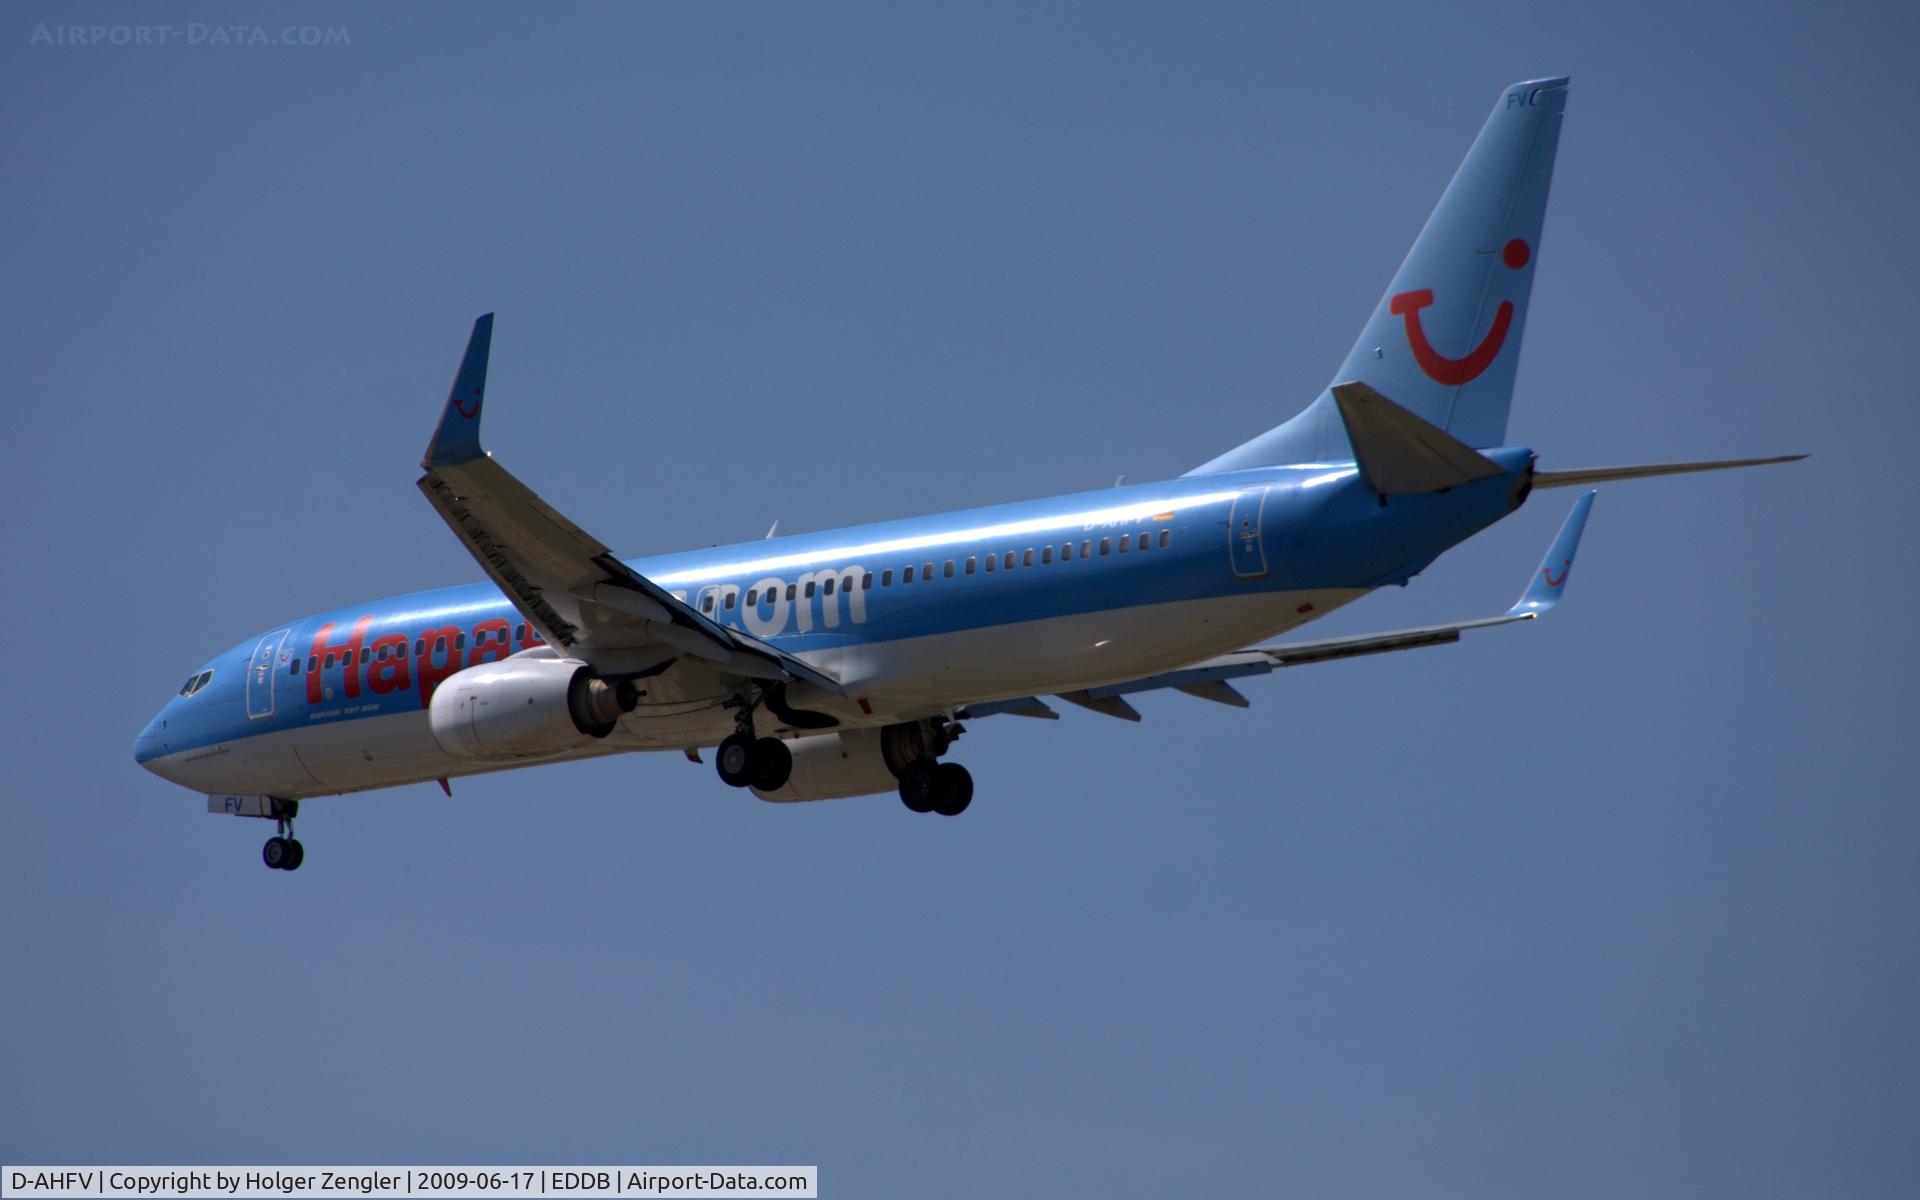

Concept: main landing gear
[[714, 695, 793, 793], [262, 812, 304, 872], [898, 759, 974, 817], [885, 718, 973, 817]]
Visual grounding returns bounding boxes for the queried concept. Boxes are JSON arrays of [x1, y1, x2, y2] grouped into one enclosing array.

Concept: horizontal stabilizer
[[1332, 382, 1505, 494], [1534, 455, 1804, 488]]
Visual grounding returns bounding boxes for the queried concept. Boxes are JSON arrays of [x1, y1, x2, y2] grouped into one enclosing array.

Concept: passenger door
[[246, 627, 292, 719], [1227, 486, 1270, 579]]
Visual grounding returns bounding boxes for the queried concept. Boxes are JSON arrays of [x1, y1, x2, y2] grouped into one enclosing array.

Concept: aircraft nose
[[133, 709, 170, 769]]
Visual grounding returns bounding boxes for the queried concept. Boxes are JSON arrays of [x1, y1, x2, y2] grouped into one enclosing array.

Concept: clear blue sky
[[5, 2, 1916, 1195]]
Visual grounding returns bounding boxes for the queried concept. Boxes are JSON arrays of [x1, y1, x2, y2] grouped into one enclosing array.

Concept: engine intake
[[428, 658, 631, 762]]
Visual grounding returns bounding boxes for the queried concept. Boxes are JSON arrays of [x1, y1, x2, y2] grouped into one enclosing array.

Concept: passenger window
[[724, 591, 736, 609], [862, 572, 873, 590], [413, 640, 425, 657], [1118, 535, 1130, 554], [1100, 538, 1112, 556], [882, 569, 894, 586], [701, 594, 714, 612], [1060, 543, 1073, 561], [1003, 552, 1015, 570], [434, 637, 446, 653], [514, 624, 527, 642], [1160, 529, 1172, 548], [454, 634, 466, 650], [1082, 540, 1093, 558], [324, 654, 335, 669], [1022, 549, 1033, 567], [361, 647, 372, 663], [1138, 532, 1150, 551], [824, 577, 836, 595], [965, 557, 976, 575], [984, 554, 995, 573], [805, 581, 816, 598], [746, 589, 758, 606], [944, 560, 955, 579], [309, 656, 319, 672], [902, 566, 914, 583], [786, 584, 797, 601], [290, 658, 301, 676], [924, 562, 935, 581]]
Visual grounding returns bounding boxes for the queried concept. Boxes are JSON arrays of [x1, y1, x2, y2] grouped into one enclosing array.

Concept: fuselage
[[135, 450, 1533, 799]]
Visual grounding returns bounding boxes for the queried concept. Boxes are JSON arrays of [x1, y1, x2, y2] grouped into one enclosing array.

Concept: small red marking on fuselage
[[857, 697, 873, 715], [1502, 238, 1531, 269], [1542, 560, 1569, 588], [452, 386, 482, 419], [1296, 602, 1315, 614]]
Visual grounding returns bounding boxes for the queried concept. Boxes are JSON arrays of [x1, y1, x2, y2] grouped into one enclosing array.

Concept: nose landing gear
[[262, 813, 304, 871]]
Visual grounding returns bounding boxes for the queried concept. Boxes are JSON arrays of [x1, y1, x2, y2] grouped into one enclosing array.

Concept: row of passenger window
[[291, 623, 534, 674], [703, 527, 1174, 612]]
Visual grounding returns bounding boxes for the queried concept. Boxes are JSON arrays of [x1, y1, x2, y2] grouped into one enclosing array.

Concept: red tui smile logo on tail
[[1390, 238, 1530, 385]]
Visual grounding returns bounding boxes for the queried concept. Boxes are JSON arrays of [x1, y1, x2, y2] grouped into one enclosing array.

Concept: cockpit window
[[178, 669, 214, 697]]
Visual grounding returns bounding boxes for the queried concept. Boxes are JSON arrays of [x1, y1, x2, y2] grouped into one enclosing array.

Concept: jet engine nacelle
[[428, 657, 630, 762], [752, 728, 899, 802]]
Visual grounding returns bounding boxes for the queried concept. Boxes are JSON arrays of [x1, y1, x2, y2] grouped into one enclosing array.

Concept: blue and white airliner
[[136, 78, 1800, 870]]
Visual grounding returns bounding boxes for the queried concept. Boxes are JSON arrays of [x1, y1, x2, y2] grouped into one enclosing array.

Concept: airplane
[[135, 77, 1801, 870]]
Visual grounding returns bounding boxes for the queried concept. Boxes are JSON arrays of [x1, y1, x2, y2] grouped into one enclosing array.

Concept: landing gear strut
[[715, 695, 793, 792], [886, 719, 973, 817], [263, 812, 304, 871]]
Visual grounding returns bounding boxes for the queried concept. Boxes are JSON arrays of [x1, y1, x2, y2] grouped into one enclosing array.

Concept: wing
[[416, 315, 841, 694], [961, 491, 1596, 722]]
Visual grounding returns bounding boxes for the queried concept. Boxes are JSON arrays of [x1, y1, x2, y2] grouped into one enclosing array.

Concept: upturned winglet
[[1508, 490, 1595, 616], [422, 313, 494, 469]]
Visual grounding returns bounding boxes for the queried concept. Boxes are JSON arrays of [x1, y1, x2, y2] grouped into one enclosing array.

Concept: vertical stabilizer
[[1191, 77, 1568, 474]]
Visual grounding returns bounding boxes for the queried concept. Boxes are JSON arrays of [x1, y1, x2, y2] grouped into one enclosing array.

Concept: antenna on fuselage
[[765, 520, 780, 540]]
